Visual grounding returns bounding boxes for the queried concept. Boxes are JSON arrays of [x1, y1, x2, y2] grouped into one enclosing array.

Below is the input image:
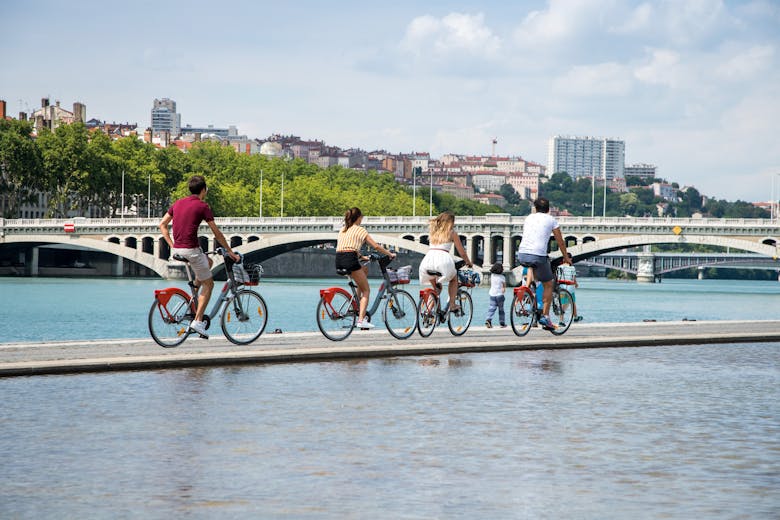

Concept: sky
[[2, 0, 779, 202]]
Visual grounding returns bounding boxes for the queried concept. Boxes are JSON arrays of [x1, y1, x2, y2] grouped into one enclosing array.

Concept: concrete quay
[[1, 320, 778, 378]]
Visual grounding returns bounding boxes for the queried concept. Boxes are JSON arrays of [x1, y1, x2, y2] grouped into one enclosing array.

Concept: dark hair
[[533, 197, 550, 213], [189, 175, 207, 195], [490, 262, 504, 274], [343, 207, 363, 230]]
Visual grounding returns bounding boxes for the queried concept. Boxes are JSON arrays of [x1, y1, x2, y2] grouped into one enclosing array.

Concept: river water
[[1, 276, 780, 343], [0, 277, 779, 518]]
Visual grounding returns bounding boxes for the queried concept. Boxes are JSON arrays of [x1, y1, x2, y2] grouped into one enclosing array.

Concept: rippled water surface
[[1, 343, 778, 518]]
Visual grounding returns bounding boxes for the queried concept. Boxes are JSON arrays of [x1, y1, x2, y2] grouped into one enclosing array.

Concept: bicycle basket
[[233, 262, 263, 285], [458, 269, 481, 287], [387, 265, 412, 285]]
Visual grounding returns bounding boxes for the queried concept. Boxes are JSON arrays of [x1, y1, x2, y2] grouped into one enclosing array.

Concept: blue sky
[[2, 0, 779, 202]]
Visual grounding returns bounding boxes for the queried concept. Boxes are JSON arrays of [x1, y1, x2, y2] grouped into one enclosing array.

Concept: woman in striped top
[[336, 207, 396, 329]]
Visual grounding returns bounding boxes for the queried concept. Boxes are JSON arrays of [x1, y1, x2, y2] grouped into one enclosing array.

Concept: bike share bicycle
[[148, 247, 268, 347], [417, 260, 480, 337], [316, 253, 418, 341], [510, 258, 575, 337]]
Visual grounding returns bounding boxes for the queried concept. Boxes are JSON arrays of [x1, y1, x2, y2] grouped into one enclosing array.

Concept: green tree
[[0, 119, 44, 217]]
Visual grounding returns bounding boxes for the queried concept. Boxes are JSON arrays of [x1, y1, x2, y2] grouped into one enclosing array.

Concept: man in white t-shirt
[[517, 197, 571, 331]]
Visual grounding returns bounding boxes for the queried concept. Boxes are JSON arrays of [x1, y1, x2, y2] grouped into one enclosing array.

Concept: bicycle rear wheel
[[148, 294, 193, 348], [417, 291, 438, 337], [316, 292, 356, 341], [549, 287, 574, 335], [383, 289, 417, 340], [221, 289, 268, 345], [510, 291, 534, 337], [447, 289, 473, 336]]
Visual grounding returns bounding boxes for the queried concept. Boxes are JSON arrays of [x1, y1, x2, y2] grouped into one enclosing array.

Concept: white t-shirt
[[518, 212, 559, 256], [489, 273, 506, 297]]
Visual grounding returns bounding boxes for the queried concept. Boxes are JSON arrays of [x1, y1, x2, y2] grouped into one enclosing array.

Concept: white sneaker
[[189, 320, 209, 338], [356, 320, 375, 329]]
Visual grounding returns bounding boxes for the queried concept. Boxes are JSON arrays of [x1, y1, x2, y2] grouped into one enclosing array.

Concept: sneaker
[[574, 316, 583, 322], [538, 316, 557, 332], [485, 320, 493, 328], [500, 323, 507, 328], [356, 320, 375, 329], [188, 320, 209, 339]]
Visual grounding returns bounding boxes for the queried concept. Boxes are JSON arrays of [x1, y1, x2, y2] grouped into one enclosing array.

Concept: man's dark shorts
[[516, 253, 553, 282]]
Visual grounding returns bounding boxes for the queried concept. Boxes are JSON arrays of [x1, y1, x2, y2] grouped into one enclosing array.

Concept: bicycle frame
[[319, 259, 396, 322]]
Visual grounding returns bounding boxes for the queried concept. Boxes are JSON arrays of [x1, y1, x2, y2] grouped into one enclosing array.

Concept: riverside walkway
[[1, 320, 779, 377]]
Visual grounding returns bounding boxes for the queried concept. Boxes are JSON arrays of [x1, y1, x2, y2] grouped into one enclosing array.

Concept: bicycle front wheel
[[447, 289, 473, 336], [221, 289, 268, 345], [383, 289, 417, 340], [549, 287, 574, 335], [148, 294, 193, 348], [417, 291, 438, 337], [316, 292, 356, 341], [510, 291, 534, 337]]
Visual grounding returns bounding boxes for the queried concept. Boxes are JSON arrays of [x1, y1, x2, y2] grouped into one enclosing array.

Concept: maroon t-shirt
[[167, 195, 215, 249]]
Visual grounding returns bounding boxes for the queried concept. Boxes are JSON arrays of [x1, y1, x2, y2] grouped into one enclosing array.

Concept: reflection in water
[[1, 344, 778, 518]]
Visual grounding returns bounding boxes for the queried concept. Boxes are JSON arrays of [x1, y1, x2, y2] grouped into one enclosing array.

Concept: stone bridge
[[583, 250, 780, 282], [1, 215, 778, 279]]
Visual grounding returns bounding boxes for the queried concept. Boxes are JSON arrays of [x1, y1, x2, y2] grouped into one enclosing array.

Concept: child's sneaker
[[485, 320, 492, 328], [538, 316, 557, 332]]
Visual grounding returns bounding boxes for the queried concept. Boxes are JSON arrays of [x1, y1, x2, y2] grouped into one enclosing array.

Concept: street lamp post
[[121, 170, 125, 219], [429, 169, 433, 217], [280, 170, 284, 217], [412, 167, 417, 217], [603, 168, 607, 217], [259, 169, 263, 218], [147, 173, 151, 218], [590, 168, 595, 218]]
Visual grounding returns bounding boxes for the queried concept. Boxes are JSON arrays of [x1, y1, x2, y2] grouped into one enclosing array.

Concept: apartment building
[[547, 135, 625, 182], [151, 98, 181, 137]]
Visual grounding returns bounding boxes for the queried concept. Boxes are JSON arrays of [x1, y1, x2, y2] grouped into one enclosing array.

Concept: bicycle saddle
[[336, 267, 351, 276], [173, 254, 189, 262], [426, 269, 442, 277]]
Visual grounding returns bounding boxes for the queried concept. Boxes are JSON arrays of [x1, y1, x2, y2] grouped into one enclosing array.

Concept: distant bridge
[[583, 251, 780, 281], [1, 215, 778, 280]]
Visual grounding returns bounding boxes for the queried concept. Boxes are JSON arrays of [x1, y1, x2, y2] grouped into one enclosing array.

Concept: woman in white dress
[[418, 211, 473, 311]]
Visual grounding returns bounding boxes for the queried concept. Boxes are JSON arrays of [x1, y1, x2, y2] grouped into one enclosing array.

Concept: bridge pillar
[[503, 227, 513, 270], [484, 236, 494, 267], [698, 267, 705, 280], [636, 252, 655, 283], [114, 256, 124, 277], [29, 246, 39, 276]]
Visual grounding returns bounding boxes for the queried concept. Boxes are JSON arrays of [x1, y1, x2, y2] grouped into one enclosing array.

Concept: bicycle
[[510, 260, 575, 337], [316, 253, 418, 341], [417, 261, 480, 337], [148, 247, 268, 347]]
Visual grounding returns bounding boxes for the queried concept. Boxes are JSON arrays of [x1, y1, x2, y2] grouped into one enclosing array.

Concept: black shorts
[[516, 253, 554, 282], [335, 251, 362, 273]]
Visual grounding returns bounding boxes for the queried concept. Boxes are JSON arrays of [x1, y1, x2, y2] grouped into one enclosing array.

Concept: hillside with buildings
[[0, 96, 773, 220]]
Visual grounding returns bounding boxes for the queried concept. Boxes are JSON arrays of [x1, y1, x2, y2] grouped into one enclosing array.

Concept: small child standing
[[485, 262, 506, 328]]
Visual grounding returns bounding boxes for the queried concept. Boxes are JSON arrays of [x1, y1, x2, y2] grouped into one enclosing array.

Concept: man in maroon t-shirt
[[159, 175, 239, 338]]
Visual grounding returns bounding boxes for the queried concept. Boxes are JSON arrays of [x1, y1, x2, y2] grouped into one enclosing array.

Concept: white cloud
[[633, 48, 685, 88], [513, 0, 608, 48], [554, 62, 633, 97], [399, 12, 501, 62], [714, 44, 775, 80], [609, 2, 654, 34]]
